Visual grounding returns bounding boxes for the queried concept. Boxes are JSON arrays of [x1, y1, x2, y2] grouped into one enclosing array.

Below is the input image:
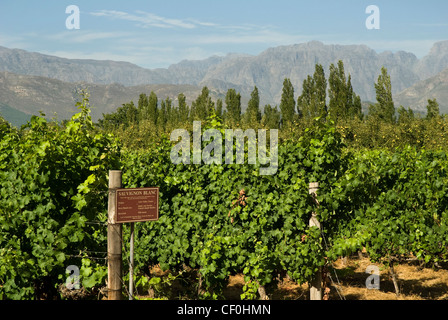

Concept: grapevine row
[[0, 103, 447, 299]]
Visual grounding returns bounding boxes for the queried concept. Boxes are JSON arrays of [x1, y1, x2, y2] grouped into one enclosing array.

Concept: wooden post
[[309, 182, 322, 300], [129, 222, 134, 300], [107, 170, 122, 300]]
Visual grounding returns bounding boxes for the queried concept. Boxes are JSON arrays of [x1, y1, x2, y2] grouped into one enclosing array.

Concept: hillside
[[0, 46, 241, 87], [1, 41, 448, 104], [0, 71, 211, 123], [395, 67, 448, 114], [1, 40, 448, 124], [200, 41, 423, 104], [0, 102, 32, 127], [0, 46, 168, 86]]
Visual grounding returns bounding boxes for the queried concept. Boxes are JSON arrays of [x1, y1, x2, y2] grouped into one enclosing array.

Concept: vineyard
[[1, 95, 448, 300]]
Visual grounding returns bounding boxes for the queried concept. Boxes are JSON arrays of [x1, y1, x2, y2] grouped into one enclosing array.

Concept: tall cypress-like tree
[[297, 64, 327, 120], [313, 63, 327, 117], [369, 66, 395, 123], [137, 93, 149, 122], [426, 98, 440, 119], [192, 86, 215, 121], [177, 93, 188, 124], [225, 88, 241, 126], [279, 78, 295, 127], [148, 91, 158, 126], [159, 99, 167, 130], [245, 86, 261, 126], [298, 74, 313, 119], [164, 97, 174, 129], [262, 104, 280, 129], [124, 101, 138, 125], [397, 105, 414, 124], [346, 75, 362, 119], [328, 60, 348, 121], [216, 98, 223, 118], [328, 60, 362, 121]]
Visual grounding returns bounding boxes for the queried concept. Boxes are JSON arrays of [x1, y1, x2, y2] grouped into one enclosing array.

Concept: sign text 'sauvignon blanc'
[[115, 187, 159, 223]]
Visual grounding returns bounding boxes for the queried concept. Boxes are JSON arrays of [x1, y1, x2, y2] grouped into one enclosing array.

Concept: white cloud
[[135, 10, 196, 29], [89, 10, 213, 29], [86, 9, 311, 50], [186, 19, 219, 27]]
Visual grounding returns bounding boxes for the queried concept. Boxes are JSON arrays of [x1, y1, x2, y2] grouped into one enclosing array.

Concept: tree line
[[97, 60, 445, 150]]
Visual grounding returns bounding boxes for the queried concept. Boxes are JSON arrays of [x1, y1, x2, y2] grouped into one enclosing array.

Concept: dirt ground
[[136, 254, 448, 300], [220, 255, 448, 300]]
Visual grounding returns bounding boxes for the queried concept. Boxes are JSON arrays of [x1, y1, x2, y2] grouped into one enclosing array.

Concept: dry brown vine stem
[[229, 189, 247, 224], [321, 260, 331, 300], [323, 287, 331, 300]]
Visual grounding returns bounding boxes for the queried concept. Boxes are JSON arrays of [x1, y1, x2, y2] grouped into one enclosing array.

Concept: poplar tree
[[328, 60, 362, 122], [192, 86, 215, 121], [397, 105, 414, 124], [313, 63, 327, 116], [225, 88, 241, 126], [245, 86, 261, 126], [177, 93, 189, 124], [279, 78, 296, 127], [297, 64, 327, 120], [216, 99, 223, 118], [262, 104, 280, 129], [148, 91, 158, 126], [369, 66, 395, 123], [137, 93, 149, 121], [426, 98, 440, 119], [328, 60, 348, 121], [164, 97, 174, 129], [159, 99, 167, 130], [124, 101, 138, 125], [346, 75, 362, 119]]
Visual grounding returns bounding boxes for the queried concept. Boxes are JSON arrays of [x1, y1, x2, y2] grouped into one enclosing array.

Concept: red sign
[[115, 188, 159, 223]]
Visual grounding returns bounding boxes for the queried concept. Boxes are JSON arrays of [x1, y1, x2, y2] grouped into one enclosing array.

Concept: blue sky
[[0, 0, 447, 69]]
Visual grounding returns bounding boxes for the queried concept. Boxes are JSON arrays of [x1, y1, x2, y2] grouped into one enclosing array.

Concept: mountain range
[[0, 40, 447, 125]]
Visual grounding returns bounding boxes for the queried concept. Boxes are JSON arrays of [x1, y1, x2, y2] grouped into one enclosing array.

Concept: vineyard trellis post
[[309, 182, 322, 300], [107, 170, 123, 300], [129, 222, 134, 300]]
